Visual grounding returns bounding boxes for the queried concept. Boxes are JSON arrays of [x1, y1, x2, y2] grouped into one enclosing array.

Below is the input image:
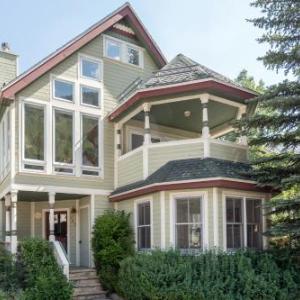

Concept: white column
[[48, 192, 55, 242], [237, 106, 248, 145], [10, 190, 18, 254], [200, 94, 210, 157], [4, 194, 11, 244], [143, 103, 151, 145], [116, 124, 122, 157]]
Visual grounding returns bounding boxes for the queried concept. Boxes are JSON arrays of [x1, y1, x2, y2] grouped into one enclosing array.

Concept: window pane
[[81, 86, 100, 107], [138, 226, 151, 250], [54, 80, 73, 101], [127, 47, 139, 66], [81, 59, 100, 80], [24, 105, 44, 160], [189, 198, 201, 223], [176, 199, 188, 223], [176, 224, 189, 249], [226, 198, 234, 222], [131, 134, 143, 150], [138, 202, 150, 226], [246, 199, 262, 249], [227, 224, 242, 249], [106, 40, 121, 60], [247, 199, 261, 223], [55, 110, 73, 164], [82, 115, 99, 167], [189, 224, 201, 249]]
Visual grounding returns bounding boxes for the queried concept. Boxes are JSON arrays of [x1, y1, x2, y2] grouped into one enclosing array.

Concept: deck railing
[[51, 240, 70, 280]]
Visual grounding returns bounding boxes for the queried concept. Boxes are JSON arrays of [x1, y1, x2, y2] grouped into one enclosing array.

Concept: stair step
[[73, 286, 105, 296], [74, 295, 110, 300], [70, 268, 94, 273], [73, 278, 100, 287], [70, 272, 97, 280]]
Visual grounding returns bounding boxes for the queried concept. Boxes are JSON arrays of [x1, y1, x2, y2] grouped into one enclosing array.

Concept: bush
[[18, 238, 73, 300], [118, 250, 300, 300], [92, 210, 134, 292]]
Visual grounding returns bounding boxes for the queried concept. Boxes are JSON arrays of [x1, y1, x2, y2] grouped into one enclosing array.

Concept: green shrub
[[92, 210, 134, 292], [118, 250, 300, 300], [18, 238, 73, 300]]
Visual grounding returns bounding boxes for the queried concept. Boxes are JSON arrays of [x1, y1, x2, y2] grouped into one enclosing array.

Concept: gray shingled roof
[[111, 157, 253, 195], [118, 54, 246, 103]]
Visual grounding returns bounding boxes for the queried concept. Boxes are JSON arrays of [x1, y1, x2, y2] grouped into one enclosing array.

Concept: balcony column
[[116, 124, 122, 156], [48, 192, 56, 242], [200, 94, 210, 157], [10, 191, 18, 254], [4, 194, 11, 244], [237, 107, 248, 145], [143, 103, 151, 145]]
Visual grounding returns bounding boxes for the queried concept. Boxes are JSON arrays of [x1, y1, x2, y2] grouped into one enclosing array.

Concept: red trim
[[1, 4, 166, 100], [110, 27, 137, 40], [108, 80, 257, 121], [109, 179, 270, 202]]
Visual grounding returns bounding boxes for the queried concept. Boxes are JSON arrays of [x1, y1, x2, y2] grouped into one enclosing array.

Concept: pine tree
[[239, 0, 300, 247], [235, 69, 265, 93]]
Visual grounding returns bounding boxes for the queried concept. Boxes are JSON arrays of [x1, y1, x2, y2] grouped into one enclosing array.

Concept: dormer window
[[104, 35, 143, 68]]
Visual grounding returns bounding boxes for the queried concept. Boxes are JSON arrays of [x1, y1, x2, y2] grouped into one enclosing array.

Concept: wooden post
[[143, 103, 151, 145], [200, 94, 210, 157], [48, 192, 55, 242], [4, 194, 11, 244], [10, 190, 18, 254]]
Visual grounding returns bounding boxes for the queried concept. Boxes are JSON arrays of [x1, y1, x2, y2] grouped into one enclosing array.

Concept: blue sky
[[0, 0, 290, 85]]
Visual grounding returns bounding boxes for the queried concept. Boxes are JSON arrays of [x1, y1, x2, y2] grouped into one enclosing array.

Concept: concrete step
[[70, 271, 98, 280], [73, 278, 101, 287], [74, 295, 110, 300], [73, 286, 105, 296]]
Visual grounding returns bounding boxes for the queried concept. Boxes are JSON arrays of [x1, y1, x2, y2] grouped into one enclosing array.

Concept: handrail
[[51, 240, 70, 280]]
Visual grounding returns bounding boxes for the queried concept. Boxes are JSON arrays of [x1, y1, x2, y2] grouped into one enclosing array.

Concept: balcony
[[117, 138, 248, 187]]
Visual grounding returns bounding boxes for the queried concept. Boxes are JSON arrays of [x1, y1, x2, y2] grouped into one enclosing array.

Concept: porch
[[2, 191, 93, 267]]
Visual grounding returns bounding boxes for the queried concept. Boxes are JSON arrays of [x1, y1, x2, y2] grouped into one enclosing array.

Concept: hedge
[[118, 250, 300, 300]]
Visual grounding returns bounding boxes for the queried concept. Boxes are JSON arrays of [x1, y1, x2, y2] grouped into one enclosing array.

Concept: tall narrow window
[[246, 199, 262, 249], [175, 197, 202, 250], [82, 115, 99, 176], [226, 197, 243, 250], [54, 110, 73, 173], [137, 202, 151, 250], [23, 104, 45, 170], [106, 38, 121, 60]]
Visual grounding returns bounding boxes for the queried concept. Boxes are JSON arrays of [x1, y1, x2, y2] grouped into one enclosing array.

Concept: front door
[[45, 210, 68, 252], [79, 207, 90, 267]]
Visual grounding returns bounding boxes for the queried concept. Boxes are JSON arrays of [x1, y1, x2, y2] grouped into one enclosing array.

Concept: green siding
[[94, 195, 112, 219], [210, 141, 248, 162], [17, 202, 31, 241], [0, 200, 4, 240], [0, 51, 17, 88]]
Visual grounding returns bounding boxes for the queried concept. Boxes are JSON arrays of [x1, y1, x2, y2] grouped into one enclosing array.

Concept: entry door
[[80, 207, 90, 267], [45, 211, 68, 252]]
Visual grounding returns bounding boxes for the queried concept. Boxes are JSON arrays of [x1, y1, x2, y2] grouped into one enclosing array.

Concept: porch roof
[[108, 54, 258, 122], [109, 157, 268, 202]]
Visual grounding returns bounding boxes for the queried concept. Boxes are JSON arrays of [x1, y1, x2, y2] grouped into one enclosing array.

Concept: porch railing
[[51, 240, 70, 280]]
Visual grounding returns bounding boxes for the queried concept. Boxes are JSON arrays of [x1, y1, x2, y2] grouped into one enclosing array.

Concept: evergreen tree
[[239, 0, 300, 247], [235, 69, 265, 93]]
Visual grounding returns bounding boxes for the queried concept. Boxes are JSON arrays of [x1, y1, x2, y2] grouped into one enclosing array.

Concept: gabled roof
[[109, 54, 258, 121], [0, 2, 166, 101], [109, 157, 270, 201]]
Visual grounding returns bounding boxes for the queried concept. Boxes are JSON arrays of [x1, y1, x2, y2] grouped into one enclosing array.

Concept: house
[[0, 3, 270, 269]]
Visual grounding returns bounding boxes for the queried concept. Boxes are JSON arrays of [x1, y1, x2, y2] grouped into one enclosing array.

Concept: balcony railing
[[117, 138, 248, 187]]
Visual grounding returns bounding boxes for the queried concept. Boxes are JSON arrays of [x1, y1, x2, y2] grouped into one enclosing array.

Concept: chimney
[[0, 42, 18, 89]]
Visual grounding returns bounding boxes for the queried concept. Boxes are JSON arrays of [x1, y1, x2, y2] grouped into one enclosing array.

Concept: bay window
[[54, 109, 74, 174], [81, 114, 100, 176], [226, 197, 262, 250], [175, 197, 202, 250], [137, 201, 151, 250], [22, 103, 45, 171]]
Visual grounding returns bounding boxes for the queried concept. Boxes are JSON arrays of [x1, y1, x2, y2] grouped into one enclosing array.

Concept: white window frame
[[21, 100, 47, 173], [52, 77, 75, 103], [103, 35, 144, 68], [81, 113, 102, 177], [0, 108, 11, 181], [223, 192, 265, 251], [80, 84, 101, 109], [79, 54, 103, 82], [170, 191, 208, 250], [53, 107, 75, 175], [134, 197, 153, 250]]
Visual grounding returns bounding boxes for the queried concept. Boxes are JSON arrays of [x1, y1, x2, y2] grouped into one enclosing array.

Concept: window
[[175, 197, 202, 250], [80, 85, 100, 107], [82, 115, 100, 175], [246, 199, 262, 249], [226, 197, 262, 250], [80, 57, 101, 81], [131, 133, 161, 150], [54, 79, 74, 102], [226, 198, 243, 250], [104, 36, 143, 68], [54, 109, 74, 173], [127, 46, 140, 66], [105, 38, 121, 60], [137, 202, 151, 250]]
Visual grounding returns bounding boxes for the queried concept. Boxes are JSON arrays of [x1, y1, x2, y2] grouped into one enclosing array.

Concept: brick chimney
[[0, 42, 18, 89]]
